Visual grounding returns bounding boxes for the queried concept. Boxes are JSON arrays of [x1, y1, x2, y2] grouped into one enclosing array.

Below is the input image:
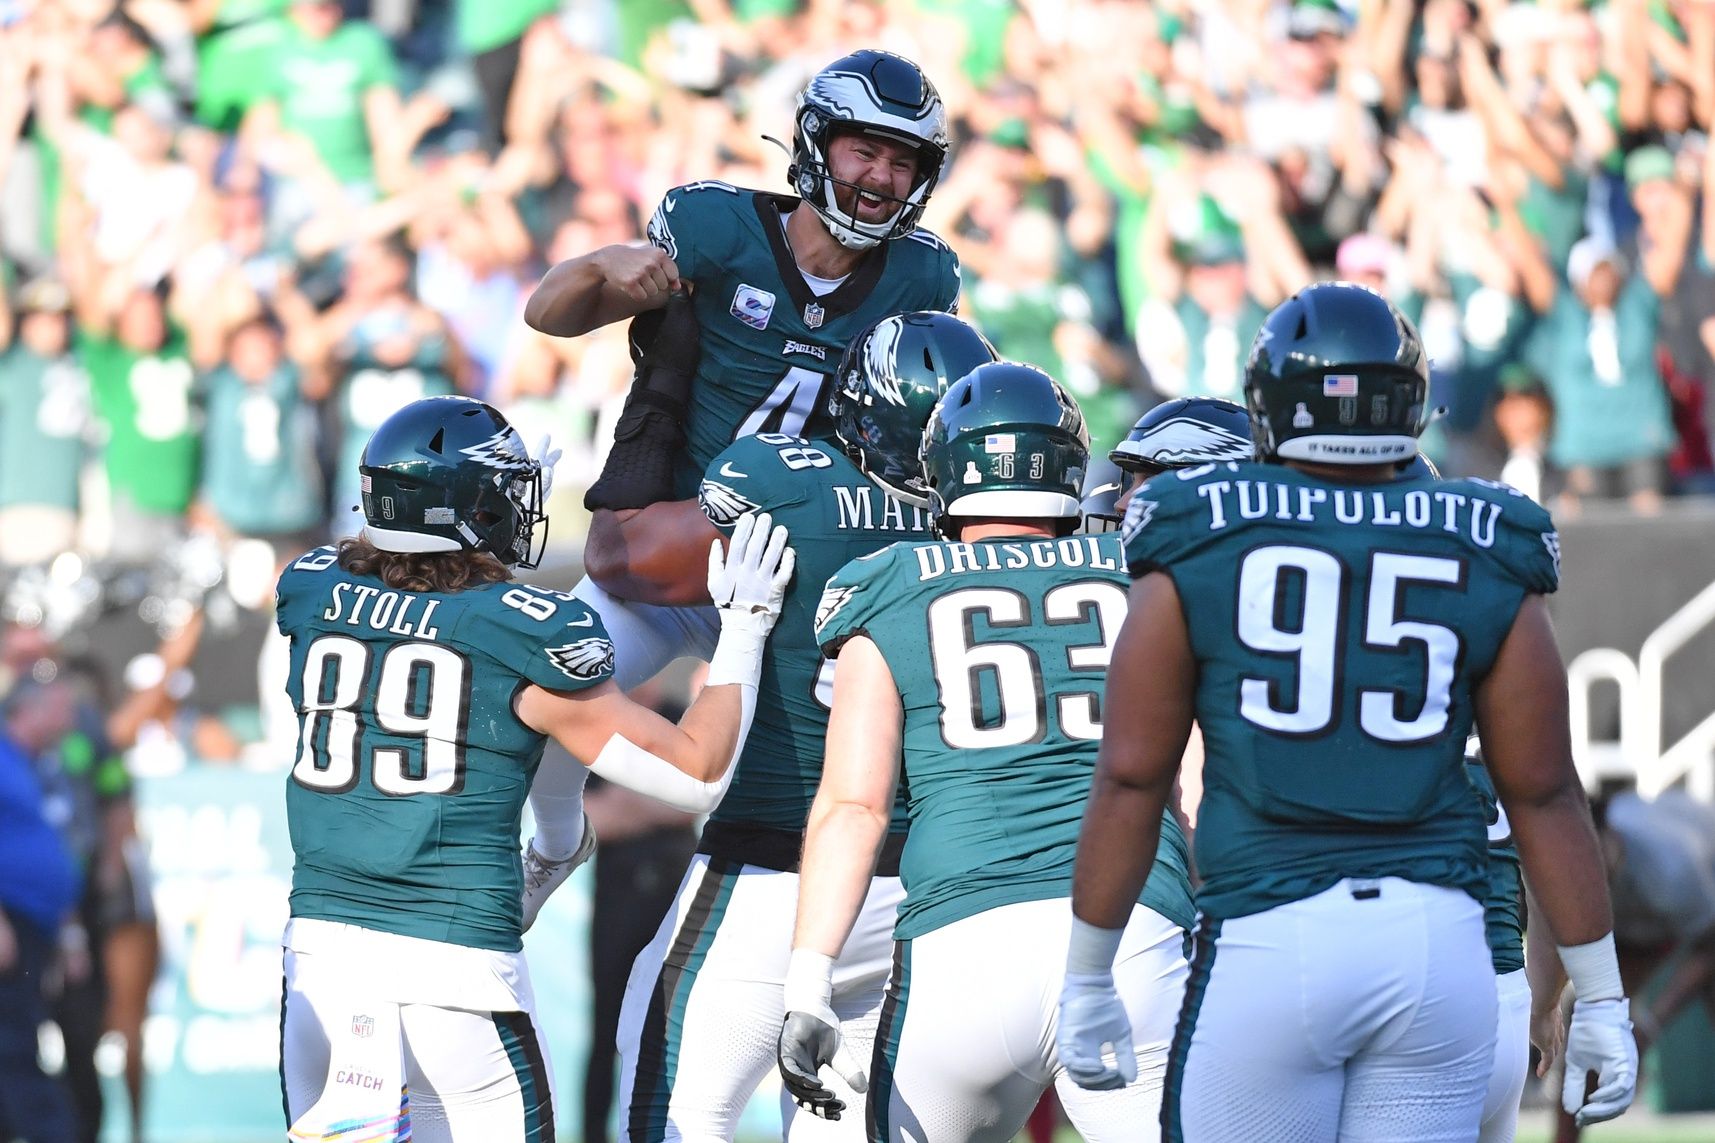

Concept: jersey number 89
[[291, 634, 469, 795]]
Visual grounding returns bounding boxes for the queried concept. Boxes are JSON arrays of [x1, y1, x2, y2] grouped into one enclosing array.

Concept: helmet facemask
[[788, 52, 949, 251]]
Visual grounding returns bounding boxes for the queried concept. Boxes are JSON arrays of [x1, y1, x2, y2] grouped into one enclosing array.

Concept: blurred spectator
[[192, 310, 326, 551], [0, 673, 81, 1143], [73, 276, 200, 564], [1524, 234, 1680, 514], [240, 0, 406, 233], [1492, 367, 1558, 506], [307, 236, 466, 534], [0, 276, 90, 567]]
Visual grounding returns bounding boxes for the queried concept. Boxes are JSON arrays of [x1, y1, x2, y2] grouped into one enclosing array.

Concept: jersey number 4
[[1237, 546, 1464, 743], [291, 635, 469, 795], [928, 580, 1128, 749]]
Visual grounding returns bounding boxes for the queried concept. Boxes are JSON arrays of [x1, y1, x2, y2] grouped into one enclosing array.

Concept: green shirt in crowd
[[0, 348, 91, 512], [79, 331, 201, 515]]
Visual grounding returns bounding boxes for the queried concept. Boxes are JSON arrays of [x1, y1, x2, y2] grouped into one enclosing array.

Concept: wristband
[[707, 612, 769, 688], [1066, 915, 1126, 977], [784, 949, 837, 1013], [1559, 932, 1624, 1002]]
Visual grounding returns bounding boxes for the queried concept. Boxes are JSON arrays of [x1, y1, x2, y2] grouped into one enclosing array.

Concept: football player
[[612, 312, 996, 1142], [277, 396, 794, 1143], [778, 364, 1194, 1140], [1081, 397, 1254, 533], [522, 50, 961, 692], [1059, 282, 1637, 1138]]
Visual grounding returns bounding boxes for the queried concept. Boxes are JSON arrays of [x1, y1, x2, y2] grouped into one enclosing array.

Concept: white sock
[[528, 750, 590, 861]]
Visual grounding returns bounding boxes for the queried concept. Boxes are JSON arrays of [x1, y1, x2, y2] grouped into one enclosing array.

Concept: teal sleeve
[[1457, 479, 1561, 595], [462, 586, 616, 691], [813, 546, 899, 657], [645, 182, 745, 283], [1119, 465, 1220, 578], [697, 433, 822, 531]]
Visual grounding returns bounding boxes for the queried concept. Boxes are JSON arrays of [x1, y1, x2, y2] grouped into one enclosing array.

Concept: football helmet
[[921, 362, 1089, 537], [789, 50, 949, 250], [1079, 480, 1124, 534], [1109, 396, 1254, 475], [358, 396, 548, 568], [1244, 282, 1431, 465], [829, 311, 998, 506]]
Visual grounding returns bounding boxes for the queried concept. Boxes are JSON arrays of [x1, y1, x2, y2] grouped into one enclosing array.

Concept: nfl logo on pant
[[352, 1014, 375, 1039]]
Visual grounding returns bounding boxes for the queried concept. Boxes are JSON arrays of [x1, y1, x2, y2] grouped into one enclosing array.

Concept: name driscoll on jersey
[[912, 536, 1123, 582]]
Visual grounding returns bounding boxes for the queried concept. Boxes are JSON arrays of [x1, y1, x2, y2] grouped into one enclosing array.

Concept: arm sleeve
[[644, 183, 737, 283]]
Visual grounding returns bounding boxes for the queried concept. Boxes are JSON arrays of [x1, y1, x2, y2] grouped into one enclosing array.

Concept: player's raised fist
[[599, 243, 681, 304]]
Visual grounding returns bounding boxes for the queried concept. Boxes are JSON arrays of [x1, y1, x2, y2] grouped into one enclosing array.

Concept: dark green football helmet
[[1244, 282, 1431, 465], [358, 396, 547, 568], [829, 311, 998, 506], [921, 362, 1089, 537]]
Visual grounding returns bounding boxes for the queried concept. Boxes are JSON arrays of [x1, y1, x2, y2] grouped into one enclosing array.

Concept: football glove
[[1057, 970, 1137, 1091], [707, 511, 794, 627], [1563, 996, 1638, 1127]]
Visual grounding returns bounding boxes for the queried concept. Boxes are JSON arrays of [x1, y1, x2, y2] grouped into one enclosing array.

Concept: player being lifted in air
[[276, 396, 794, 1143], [777, 363, 1195, 1141], [611, 312, 996, 1143]]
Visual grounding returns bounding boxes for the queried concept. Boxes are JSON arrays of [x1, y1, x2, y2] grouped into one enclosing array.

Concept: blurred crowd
[[2, 2, 1715, 1136], [0, 0, 1711, 602]]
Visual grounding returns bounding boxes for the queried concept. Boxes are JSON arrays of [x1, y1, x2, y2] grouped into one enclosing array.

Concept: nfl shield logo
[[352, 1015, 375, 1039], [803, 302, 825, 329]]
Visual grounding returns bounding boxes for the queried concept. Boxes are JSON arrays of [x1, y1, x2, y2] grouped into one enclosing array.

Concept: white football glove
[[528, 432, 563, 500], [1057, 970, 1137, 1091], [1562, 997, 1638, 1127], [707, 511, 794, 628]]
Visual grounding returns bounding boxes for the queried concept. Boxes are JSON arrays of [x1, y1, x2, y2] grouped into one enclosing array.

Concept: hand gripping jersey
[[814, 533, 1196, 940], [1467, 755, 1525, 975], [697, 432, 932, 831], [646, 182, 962, 497], [276, 547, 614, 952], [1122, 462, 1561, 920]]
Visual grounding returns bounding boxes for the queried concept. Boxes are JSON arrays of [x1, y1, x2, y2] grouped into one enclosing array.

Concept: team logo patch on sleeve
[[813, 585, 857, 639], [546, 637, 615, 681], [699, 479, 761, 526], [1121, 498, 1158, 543]]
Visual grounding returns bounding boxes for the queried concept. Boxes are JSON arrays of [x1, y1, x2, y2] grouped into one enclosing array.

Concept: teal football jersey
[[1122, 462, 1560, 920], [645, 182, 962, 497], [815, 535, 1196, 941], [1467, 754, 1525, 974], [275, 548, 615, 952], [698, 433, 932, 831]]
